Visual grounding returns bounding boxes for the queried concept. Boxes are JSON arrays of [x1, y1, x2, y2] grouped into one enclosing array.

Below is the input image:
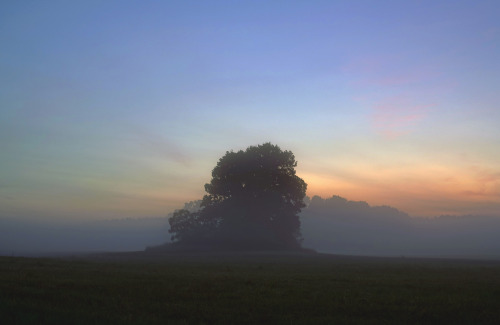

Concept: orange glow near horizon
[[299, 161, 500, 217]]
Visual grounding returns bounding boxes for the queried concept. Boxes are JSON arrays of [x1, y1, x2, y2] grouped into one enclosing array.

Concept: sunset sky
[[1, 0, 499, 221]]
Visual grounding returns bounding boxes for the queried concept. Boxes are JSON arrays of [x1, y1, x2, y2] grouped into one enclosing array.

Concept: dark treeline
[[301, 195, 500, 258]]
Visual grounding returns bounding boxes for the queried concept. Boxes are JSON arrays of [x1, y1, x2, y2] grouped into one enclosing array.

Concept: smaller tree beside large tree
[[168, 143, 307, 250]]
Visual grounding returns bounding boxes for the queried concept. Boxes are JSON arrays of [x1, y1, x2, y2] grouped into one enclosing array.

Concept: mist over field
[[0, 217, 168, 256], [2, 195, 499, 259]]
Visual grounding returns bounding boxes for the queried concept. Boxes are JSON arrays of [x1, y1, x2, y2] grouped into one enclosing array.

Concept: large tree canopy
[[169, 143, 307, 249]]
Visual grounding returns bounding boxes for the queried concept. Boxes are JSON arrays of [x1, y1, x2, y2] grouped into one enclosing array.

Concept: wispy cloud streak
[[371, 96, 432, 138], [128, 127, 192, 167]]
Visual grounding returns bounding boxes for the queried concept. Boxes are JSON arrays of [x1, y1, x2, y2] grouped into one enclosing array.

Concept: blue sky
[[1, 0, 499, 221]]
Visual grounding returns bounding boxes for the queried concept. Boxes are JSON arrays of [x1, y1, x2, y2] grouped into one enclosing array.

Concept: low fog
[[2, 195, 500, 259], [0, 217, 169, 256]]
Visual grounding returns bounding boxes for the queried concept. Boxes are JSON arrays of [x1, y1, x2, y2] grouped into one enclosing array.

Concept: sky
[[1, 0, 499, 222]]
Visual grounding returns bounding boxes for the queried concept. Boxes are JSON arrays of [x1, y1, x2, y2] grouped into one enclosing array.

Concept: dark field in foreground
[[1, 252, 500, 324]]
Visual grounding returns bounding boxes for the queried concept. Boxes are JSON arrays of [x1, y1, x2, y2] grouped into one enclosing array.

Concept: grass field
[[1, 251, 500, 324]]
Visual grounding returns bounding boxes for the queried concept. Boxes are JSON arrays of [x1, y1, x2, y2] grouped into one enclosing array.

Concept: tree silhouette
[[169, 143, 307, 249]]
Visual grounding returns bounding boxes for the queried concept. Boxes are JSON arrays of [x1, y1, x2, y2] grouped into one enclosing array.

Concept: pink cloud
[[371, 96, 432, 138]]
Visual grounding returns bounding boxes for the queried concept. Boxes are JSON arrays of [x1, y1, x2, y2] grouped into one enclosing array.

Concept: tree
[[168, 209, 217, 243], [169, 143, 307, 249], [168, 209, 200, 242]]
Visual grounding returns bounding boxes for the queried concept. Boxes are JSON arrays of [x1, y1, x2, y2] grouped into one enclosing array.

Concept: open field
[[1, 252, 500, 324]]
